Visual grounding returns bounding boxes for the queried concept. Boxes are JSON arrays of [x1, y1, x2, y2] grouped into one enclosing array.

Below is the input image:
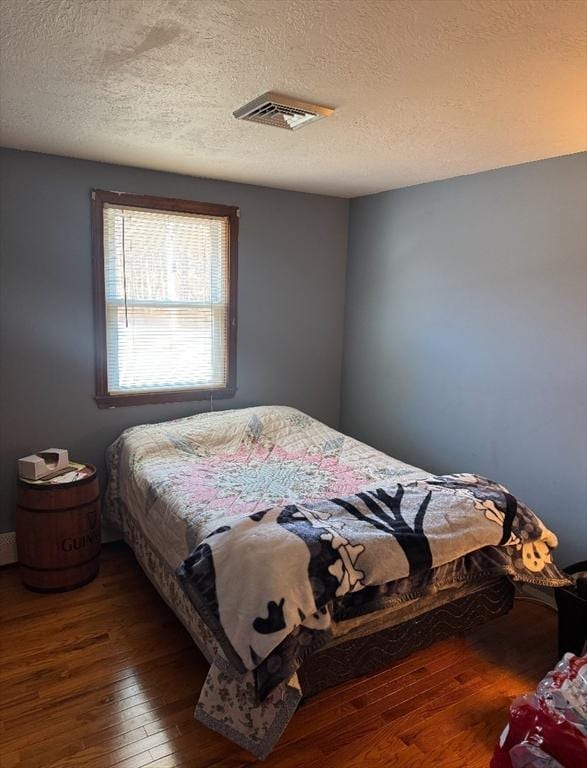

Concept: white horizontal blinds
[[103, 203, 230, 394]]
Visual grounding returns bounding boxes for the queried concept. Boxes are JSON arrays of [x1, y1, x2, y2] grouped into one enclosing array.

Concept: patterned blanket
[[178, 472, 563, 699]]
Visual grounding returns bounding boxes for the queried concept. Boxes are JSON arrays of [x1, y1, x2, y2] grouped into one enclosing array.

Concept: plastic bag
[[491, 654, 587, 768]]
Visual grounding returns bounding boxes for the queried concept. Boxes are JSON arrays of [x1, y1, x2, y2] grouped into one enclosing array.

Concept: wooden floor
[[1, 544, 558, 768]]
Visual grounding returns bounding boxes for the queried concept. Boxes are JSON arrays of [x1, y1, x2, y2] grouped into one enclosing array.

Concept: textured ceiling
[[0, 0, 585, 197]]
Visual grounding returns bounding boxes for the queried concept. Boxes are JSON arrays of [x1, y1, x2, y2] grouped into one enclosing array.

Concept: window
[[92, 190, 238, 407]]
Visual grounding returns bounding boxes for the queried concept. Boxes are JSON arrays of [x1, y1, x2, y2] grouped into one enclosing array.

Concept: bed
[[106, 405, 568, 758]]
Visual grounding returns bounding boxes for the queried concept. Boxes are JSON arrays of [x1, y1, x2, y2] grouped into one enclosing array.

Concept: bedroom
[[0, 1, 586, 766]]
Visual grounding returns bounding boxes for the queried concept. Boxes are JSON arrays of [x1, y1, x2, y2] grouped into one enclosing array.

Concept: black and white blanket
[[177, 474, 565, 699]]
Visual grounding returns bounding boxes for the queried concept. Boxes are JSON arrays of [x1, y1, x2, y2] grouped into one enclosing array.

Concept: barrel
[[16, 465, 101, 592]]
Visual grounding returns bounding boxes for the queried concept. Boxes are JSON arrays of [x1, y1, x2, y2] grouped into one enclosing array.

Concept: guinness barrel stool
[[16, 464, 101, 592]]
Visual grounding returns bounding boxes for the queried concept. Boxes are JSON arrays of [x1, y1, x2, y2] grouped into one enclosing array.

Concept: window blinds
[[103, 203, 230, 394]]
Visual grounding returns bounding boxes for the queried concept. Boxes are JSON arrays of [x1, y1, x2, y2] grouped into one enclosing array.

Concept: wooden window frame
[[91, 189, 238, 408]]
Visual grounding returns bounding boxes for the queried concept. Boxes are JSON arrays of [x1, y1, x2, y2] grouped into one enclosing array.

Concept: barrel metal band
[[19, 552, 101, 572], [16, 496, 100, 514]]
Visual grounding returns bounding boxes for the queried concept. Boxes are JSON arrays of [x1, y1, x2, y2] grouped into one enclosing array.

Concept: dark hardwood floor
[[0, 543, 558, 768]]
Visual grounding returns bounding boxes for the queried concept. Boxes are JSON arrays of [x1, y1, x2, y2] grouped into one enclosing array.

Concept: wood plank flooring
[[0, 543, 558, 768]]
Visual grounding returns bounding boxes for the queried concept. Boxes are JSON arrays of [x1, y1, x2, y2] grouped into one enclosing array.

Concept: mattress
[[109, 405, 517, 648], [107, 405, 429, 574]]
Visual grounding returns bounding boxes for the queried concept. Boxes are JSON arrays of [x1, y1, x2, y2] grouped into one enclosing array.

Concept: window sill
[[94, 386, 237, 408]]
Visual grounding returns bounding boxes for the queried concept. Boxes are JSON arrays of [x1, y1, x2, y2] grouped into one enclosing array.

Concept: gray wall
[[2, 149, 585, 566], [0, 149, 348, 533], [341, 153, 587, 565]]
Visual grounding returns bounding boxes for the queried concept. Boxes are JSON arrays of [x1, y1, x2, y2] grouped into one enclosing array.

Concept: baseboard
[[0, 531, 17, 566], [0, 528, 122, 566]]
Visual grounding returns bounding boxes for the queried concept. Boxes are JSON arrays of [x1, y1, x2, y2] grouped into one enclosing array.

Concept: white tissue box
[[18, 449, 69, 480]]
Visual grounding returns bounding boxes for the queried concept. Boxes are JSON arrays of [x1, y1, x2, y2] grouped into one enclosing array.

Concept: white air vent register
[[233, 92, 334, 131]]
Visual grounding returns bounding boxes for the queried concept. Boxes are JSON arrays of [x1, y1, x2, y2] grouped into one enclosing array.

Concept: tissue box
[[18, 449, 69, 480]]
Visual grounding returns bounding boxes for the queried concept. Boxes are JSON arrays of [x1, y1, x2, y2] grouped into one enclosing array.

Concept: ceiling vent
[[233, 91, 334, 131]]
